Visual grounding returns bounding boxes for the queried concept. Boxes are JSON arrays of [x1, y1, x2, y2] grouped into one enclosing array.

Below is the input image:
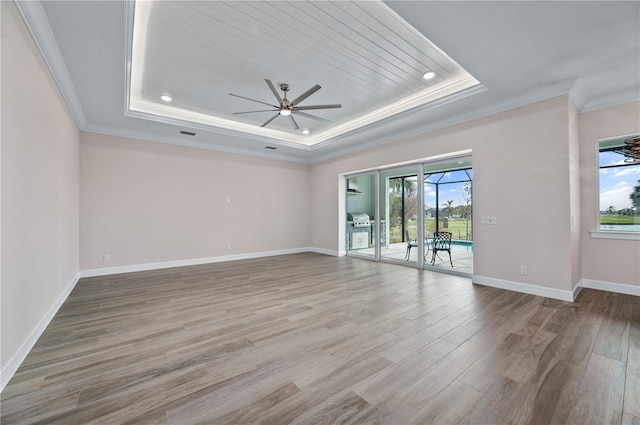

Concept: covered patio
[[353, 240, 474, 275]]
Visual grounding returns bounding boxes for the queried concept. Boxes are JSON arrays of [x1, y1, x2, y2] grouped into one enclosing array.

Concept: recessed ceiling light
[[423, 71, 436, 80], [279, 109, 291, 116], [302, 129, 310, 135], [161, 95, 172, 102]]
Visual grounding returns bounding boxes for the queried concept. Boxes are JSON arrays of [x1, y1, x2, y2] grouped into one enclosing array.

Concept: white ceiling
[[18, 1, 640, 163]]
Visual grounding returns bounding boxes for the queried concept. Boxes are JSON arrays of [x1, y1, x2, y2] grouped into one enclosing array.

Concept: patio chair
[[431, 231, 453, 267], [405, 230, 418, 260]]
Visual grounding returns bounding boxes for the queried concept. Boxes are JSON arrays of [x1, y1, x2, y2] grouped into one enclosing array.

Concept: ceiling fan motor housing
[[229, 79, 341, 129]]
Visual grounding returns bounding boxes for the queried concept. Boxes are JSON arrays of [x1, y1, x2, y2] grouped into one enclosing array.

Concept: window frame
[[592, 136, 640, 240]]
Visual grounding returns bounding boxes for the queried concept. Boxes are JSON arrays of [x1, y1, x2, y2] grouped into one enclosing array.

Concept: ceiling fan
[[229, 79, 341, 130]]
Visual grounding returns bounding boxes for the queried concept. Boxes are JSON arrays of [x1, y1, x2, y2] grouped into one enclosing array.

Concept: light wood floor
[[2, 253, 639, 424]]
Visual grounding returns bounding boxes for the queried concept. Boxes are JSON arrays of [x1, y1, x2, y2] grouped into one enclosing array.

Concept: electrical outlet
[[226, 244, 232, 251], [103, 254, 111, 263], [520, 266, 528, 275]]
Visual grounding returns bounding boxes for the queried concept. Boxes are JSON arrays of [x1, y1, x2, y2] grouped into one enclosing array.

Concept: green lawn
[[600, 215, 640, 225], [390, 218, 473, 243]]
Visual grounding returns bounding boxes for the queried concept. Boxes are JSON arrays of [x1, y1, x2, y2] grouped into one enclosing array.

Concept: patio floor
[[348, 242, 473, 275]]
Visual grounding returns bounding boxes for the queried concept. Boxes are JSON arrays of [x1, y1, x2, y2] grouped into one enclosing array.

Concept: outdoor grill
[[347, 212, 370, 227], [347, 212, 371, 250]]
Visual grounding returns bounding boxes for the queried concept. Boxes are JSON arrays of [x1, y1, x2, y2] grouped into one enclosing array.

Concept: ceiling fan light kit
[[230, 79, 342, 130]]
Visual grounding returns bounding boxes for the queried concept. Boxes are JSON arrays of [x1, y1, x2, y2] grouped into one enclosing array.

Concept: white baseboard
[[572, 283, 583, 301], [579, 279, 640, 296], [0, 272, 81, 392], [80, 247, 314, 278], [309, 247, 340, 257], [472, 275, 575, 302]]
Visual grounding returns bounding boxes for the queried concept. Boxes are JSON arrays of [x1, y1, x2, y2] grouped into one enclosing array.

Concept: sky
[[599, 151, 640, 211], [423, 170, 471, 211]]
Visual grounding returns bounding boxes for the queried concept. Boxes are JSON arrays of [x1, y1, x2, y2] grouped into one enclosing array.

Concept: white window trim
[[590, 230, 640, 241], [596, 135, 640, 238]]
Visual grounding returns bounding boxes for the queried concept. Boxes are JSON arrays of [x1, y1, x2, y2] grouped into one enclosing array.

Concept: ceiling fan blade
[[265, 79, 283, 106], [260, 113, 280, 128], [291, 84, 321, 106], [292, 110, 329, 122], [288, 115, 300, 130], [294, 104, 342, 111], [233, 109, 278, 115], [229, 93, 278, 108]]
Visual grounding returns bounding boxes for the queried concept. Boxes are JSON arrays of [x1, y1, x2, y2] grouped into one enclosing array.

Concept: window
[[598, 137, 640, 232]]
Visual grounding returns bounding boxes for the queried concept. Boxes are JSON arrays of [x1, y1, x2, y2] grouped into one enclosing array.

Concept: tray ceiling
[[129, 1, 480, 147], [19, 1, 640, 162]]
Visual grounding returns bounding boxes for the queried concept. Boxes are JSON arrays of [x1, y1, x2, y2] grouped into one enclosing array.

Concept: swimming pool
[[449, 240, 473, 252]]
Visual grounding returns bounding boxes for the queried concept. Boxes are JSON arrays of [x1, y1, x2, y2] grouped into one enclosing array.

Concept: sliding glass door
[[423, 161, 473, 273], [380, 166, 421, 266], [345, 156, 473, 276]]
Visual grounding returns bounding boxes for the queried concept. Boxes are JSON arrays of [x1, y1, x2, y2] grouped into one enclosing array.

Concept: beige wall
[[579, 101, 640, 287], [1, 1, 80, 373], [80, 133, 311, 269], [311, 96, 575, 292]]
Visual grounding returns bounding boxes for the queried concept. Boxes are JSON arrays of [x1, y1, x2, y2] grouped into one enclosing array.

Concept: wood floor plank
[[458, 376, 530, 425], [192, 380, 301, 425], [343, 396, 418, 425], [593, 292, 632, 362], [392, 339, 489, 410], [1, 253, 637, 424], [543, 300, 603, 369], [409, 380, 483, 424], [289, 390, 369, 425], [625, 301, 640, 418], [352, 337, 457, 405], [511, 356, 585, 424], [458, 333, 527, 392], [567, 353, 626, 425]]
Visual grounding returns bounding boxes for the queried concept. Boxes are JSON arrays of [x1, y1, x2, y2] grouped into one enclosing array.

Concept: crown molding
[[124, 107, 311, 151], [14, 0, 87, 128], [81, 124, 313, 164], [580, 88, 640, 113]]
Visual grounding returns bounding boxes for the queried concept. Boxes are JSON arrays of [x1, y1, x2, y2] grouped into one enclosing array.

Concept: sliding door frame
[[344, 152, 471, 275]]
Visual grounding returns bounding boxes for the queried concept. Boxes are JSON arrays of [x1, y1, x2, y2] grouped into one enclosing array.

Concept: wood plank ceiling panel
[[130, 0, 478, 141]]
